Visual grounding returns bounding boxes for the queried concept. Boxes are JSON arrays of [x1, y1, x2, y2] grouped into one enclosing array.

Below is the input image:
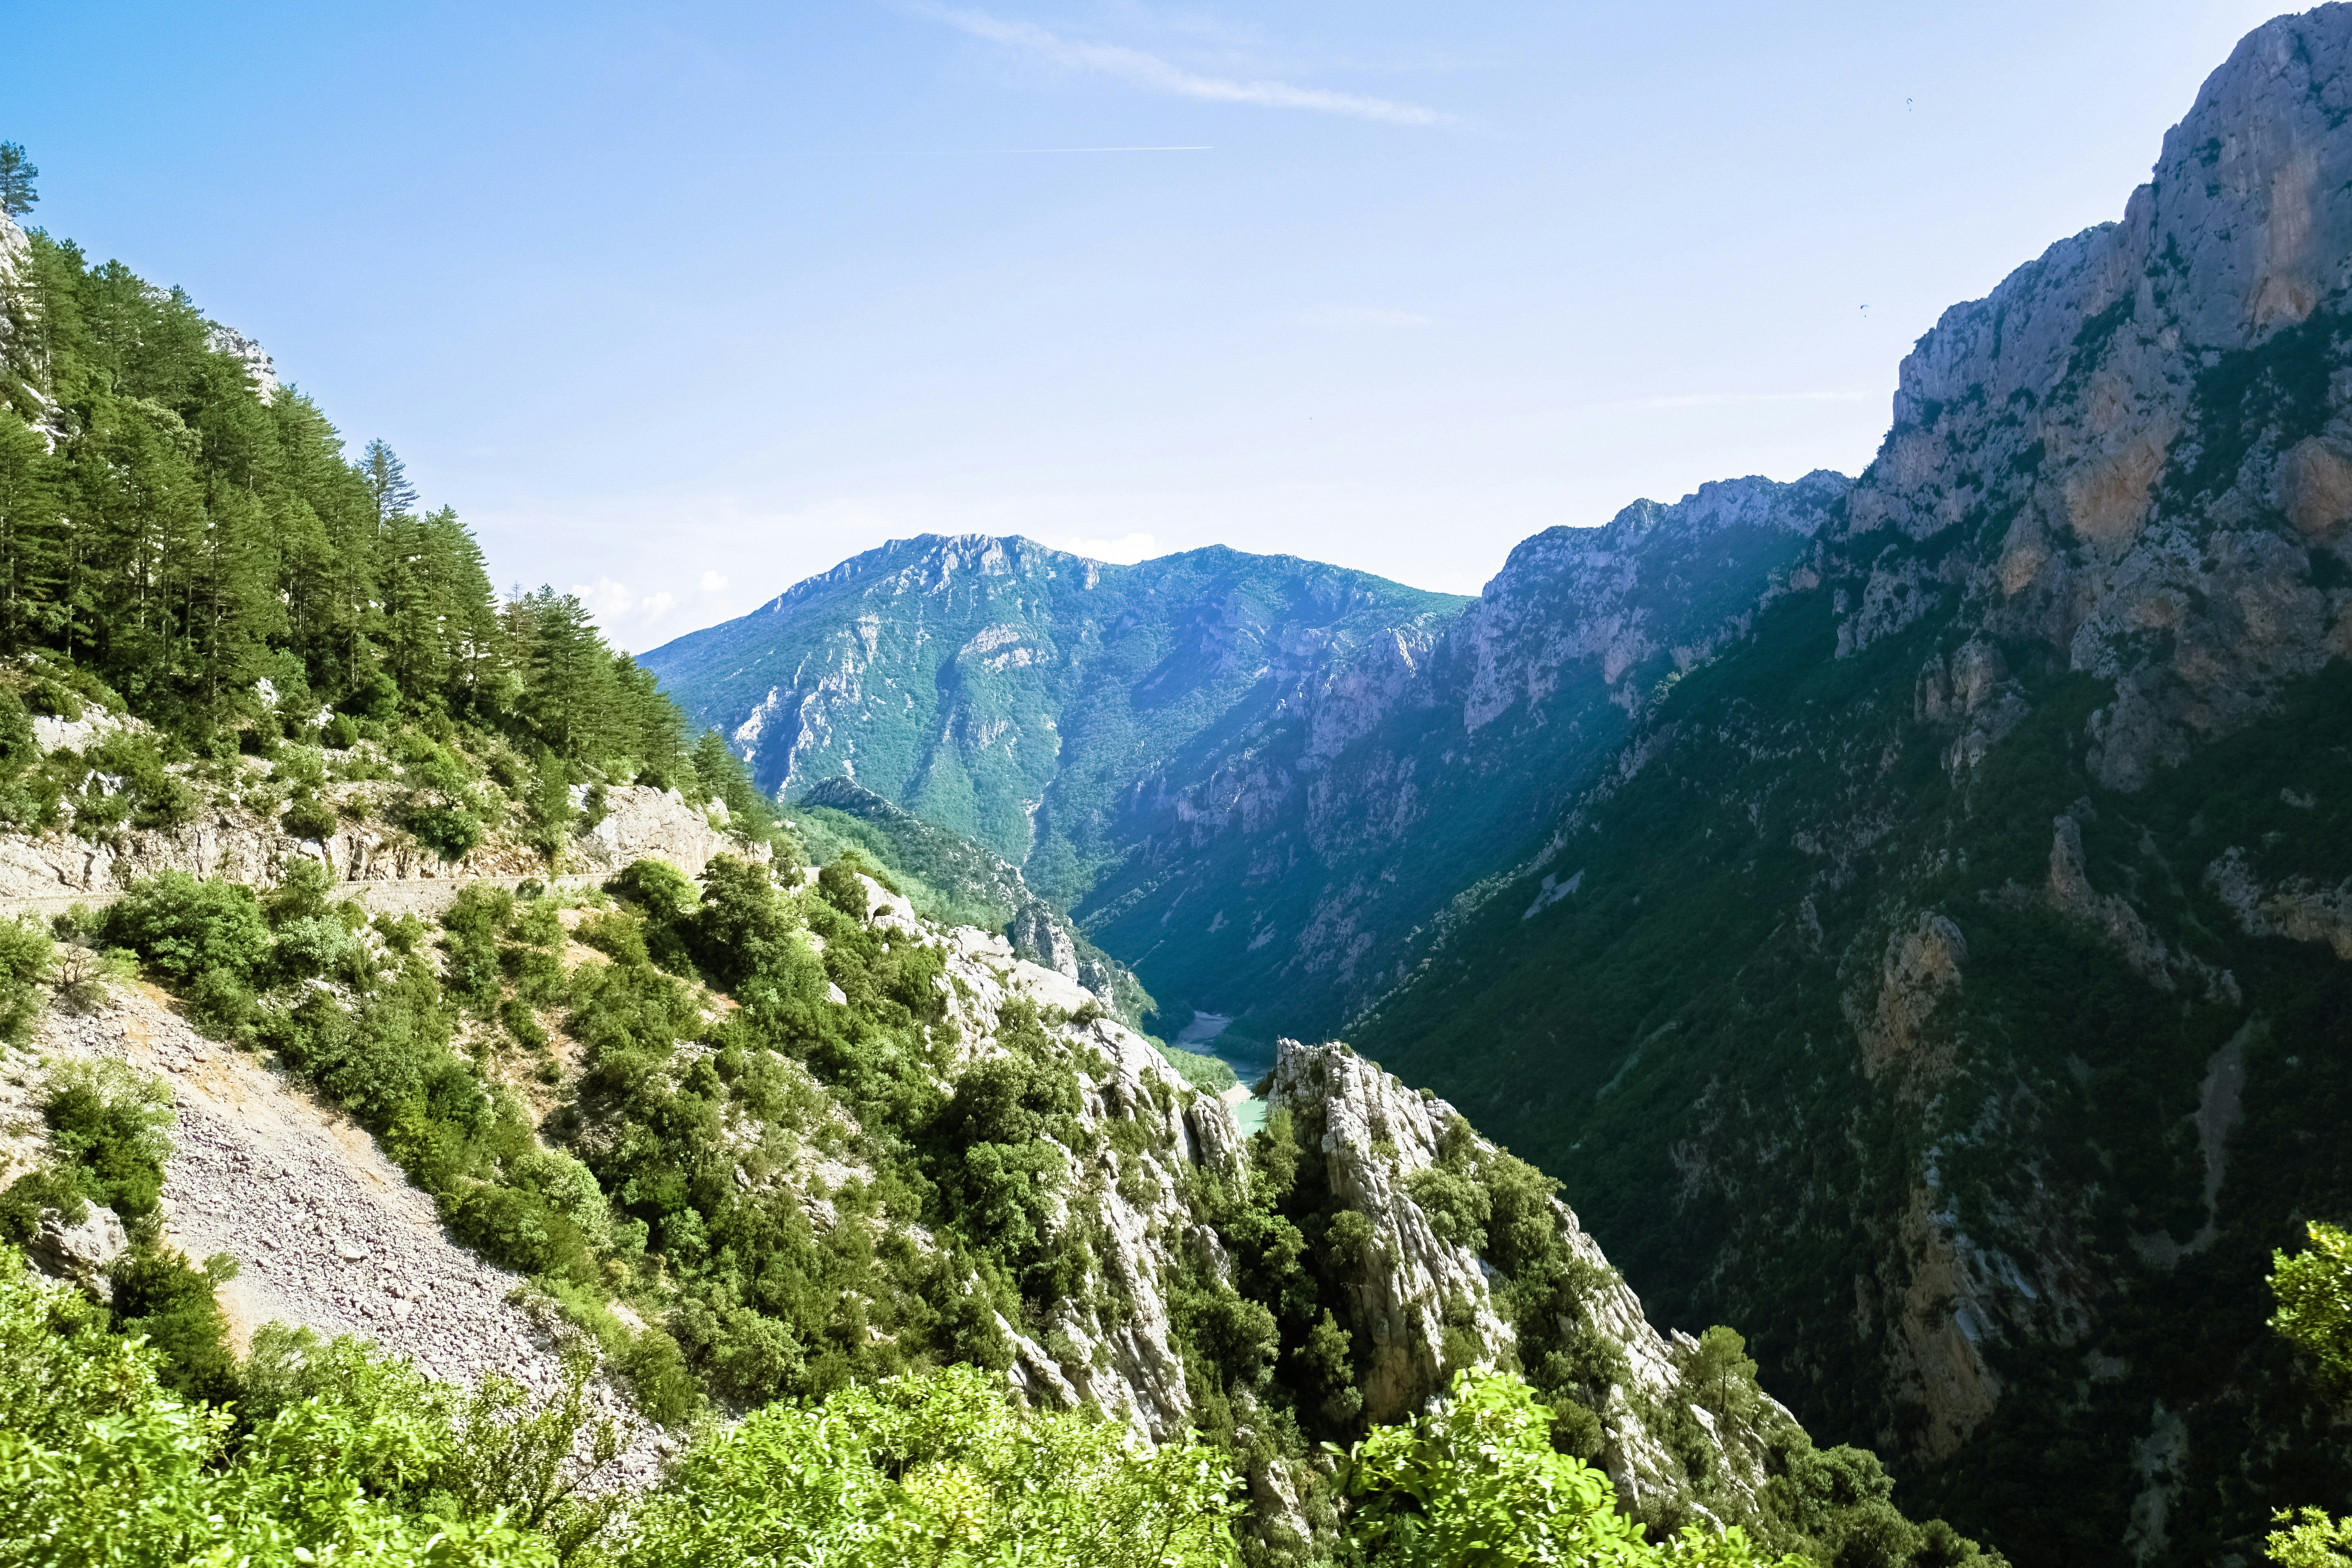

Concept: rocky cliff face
[[642, 537, 1468, 905], [1260, 1040, 1791, 1525], [647, 479, 1843, 1046], [1081, 471, 1845, 1038], [1354, 10, 2352, 1564], [0, 730, 757, 911]]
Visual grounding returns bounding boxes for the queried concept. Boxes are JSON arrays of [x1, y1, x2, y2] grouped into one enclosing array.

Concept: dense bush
[[102, 870, 269, 984], [0, 912, 51, 1043], [618, 1363, 1241, 1568], [23, 1057, 173, 1221]]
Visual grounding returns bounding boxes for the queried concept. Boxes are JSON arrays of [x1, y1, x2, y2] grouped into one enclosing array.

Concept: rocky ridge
[[0, 741, 755, 914], [1260, 1039, 1787, 1525], [1347, 10, 2352, 1561]]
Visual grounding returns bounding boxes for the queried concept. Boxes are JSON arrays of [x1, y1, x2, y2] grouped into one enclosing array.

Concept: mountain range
[[645, 9, 2352, 1561]]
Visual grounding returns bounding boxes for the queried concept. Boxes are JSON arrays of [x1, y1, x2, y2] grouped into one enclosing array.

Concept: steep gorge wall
[[1354, 10, 2352, 1562]]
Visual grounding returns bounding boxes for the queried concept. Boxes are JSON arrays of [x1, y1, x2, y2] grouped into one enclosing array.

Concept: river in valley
[[1176, 1012, 1269, 1134]]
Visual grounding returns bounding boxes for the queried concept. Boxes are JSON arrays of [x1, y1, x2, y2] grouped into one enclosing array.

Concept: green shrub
[[269, 913, 350, 981], [409, 804, 485, 860], [442, 885, 516, 1012], [616, 1327, 700, 1426], [0, 914, 52, 1044], [0, 687, 35, 773], [103, 871, 270, 984], [35, 1058, 174, 1220], [185, 963, 258, 1037], [282, 791, 338, 841], [0, 1246, 554, 1567], [107, 1244, 239, 1402], [2272, 1220, 2352, 1400], [692, 855, 796, 986], [89, 730, 197, 829], [619, 1363, 1241, 1567], [815, 858, 873, 919]]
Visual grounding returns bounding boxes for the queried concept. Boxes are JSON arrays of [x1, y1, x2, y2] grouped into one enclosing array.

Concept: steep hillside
[[786, 775, 1157, 1031], [640, 536, 1469, 910], [646, 478, 1844, 1041], [4, 834, 1986, 1564], [1355, 10, 2352, 1564]]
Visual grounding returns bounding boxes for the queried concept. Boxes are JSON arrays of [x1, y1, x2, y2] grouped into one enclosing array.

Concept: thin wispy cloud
[[922, 5, 1451, 126]]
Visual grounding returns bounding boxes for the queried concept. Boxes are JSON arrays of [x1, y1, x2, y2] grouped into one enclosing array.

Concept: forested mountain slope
[[0, 169, 1994, 1567], [1355, 10, 2352, 1563], [640, 535, 1469, 907], [645, 477, 1844, 1040]]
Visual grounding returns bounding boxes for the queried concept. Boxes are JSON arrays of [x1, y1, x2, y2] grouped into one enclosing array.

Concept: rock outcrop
[[1346, 10, 2352, 1555], [27, 1202, 128, 1302], [0, 774, 758, 911], [1264, 1039, 1787, 1522]]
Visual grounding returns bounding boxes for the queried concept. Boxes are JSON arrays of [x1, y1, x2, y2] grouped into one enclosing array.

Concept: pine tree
[[509, 588, 607, 760], [358, 438, 418, 533], [0, 409, 56, 647], [0, 144, 36, 218]]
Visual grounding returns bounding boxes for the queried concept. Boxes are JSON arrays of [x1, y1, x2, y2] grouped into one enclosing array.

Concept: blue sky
[[6, 0, 2292, 648]]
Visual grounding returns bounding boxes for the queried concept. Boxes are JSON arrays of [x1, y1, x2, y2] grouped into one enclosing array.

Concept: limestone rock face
[[1266, 1041, 1515, 1424], [571, 785, 761, 881], [1832, 6, 2352, 791], [205, 325, 279, 405], [28, 1202, 128, 1302], [1263, 1039, 1785, 1521], [1004, 898, 1079, 980], [0, 780, 760, 910]]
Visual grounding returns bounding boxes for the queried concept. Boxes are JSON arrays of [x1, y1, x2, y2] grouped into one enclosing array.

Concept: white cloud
[[922, 5, 1450, 126], [572, 577, 637, 619], [1063, 531, 1160, 563], [699, 570, 729, 592]]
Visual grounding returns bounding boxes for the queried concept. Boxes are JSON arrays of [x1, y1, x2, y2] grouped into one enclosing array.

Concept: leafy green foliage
[[2271, 1221, 2352, 1400], [0, 911, 52, 1044], [0, 1246, 555, 1567], [2267, 1509, 2352, 1567], [618, 1363, 1242, 1568], [2264, 1223, 2352, 1565], [101, 869, 269, 985], [19, 1058, 174, 1222], [1342, 1368, 1797, 1568]]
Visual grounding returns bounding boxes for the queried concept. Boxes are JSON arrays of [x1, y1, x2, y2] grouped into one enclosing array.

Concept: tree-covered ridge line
[[0, 205, 709, 797]]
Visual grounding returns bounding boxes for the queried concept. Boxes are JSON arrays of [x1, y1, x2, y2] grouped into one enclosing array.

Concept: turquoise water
[[1178, 1013, 1270, 1135]]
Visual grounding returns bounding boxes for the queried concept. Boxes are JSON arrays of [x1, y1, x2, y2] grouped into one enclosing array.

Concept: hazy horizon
[[5, 0, 2292, 649]]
